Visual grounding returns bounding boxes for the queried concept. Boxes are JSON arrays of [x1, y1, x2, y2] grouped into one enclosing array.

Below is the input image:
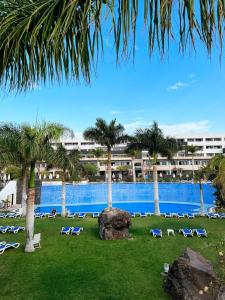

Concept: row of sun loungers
[[0, 226, 25, 234], [35, 212, 100, 218], [0, 241, 20, 255], [0, 211, 22, 219], [207, 213, 225, 219], [60, 226, 83, 235], [150, 228, 207, 238]]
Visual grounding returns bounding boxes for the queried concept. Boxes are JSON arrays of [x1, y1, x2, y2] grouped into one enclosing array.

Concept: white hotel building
[[51, 133, 225, 179]]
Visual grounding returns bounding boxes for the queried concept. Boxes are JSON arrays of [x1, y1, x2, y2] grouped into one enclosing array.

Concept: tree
[[0, 124, 30, 216], [129, 122, 179, 215], [125, 148, 141, 183], [206, 154, 225, 208], [90, 148, 105, 175], [186, 145, 199, 178], [49, 144, 81, 217], [0, 1, 225, 92], [194, 168, 207, 216], [82, 163, 99, 178], [83, 118, 129, 208]]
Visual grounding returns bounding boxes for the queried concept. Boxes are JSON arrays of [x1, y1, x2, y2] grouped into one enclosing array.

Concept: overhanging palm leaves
[[1, 1, 225, 92]]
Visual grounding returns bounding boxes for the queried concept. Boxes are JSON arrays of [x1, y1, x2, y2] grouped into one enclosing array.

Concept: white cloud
[[124, 120, 211, 135], [109, 109, 144, 115], [166, 81, 189, 91]]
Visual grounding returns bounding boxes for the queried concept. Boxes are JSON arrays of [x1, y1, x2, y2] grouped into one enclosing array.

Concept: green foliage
[[82, 163, 98, 177], [0, 217, 224, 299], [5, 165, 21, 179], [1, 1, 225, 92]]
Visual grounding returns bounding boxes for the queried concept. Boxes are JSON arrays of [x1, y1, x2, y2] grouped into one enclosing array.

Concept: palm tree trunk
[[192, 154, 194, 178], [61, 175, 66, 217], [132, 157, 136, 183], [107, 149, 112, 209], [21, 166, 27, 217], [25, 161, 35, 253], [153, 164, 160, 216], [199, 180, 205, 216]]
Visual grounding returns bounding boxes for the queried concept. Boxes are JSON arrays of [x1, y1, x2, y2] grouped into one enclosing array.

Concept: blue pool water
[[37, 183, 216, 214]]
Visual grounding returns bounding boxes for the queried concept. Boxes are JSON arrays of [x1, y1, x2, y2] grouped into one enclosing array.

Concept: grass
[[0, 216, 225, 300]]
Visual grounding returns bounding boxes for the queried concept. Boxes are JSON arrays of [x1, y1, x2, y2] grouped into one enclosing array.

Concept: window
[[64, 142, 78, 146], [195, 138, 203, 142], [214, 138, 222, 141], [187, 138, 194, 142], [205, 138, 213, 141]]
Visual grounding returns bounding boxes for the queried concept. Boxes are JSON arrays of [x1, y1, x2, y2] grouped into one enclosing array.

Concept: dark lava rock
[[164, 248, 225, 300], [98, 208, 131, 240]]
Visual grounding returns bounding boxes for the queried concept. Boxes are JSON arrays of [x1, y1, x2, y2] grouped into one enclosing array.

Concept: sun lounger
[[207, 213, 218, 219], [218, 213, 225, 219], [33, 233, 41, 248], [165, 213, 172, 218], [140, 212, 147, 217], [67, 212, 76, 218], [0, 241, 20, 254], [150, 229, 162, 238], [193, 229, 207, 237], [130, 212, 136, 217], [61, 227, 73, 235], [48, 213, 57, 218], [78, 213, 86, 218], [179, 228, 193, 237], [0, 213, 6, 218], [187, 213, 194, 219], [8, 226, 25, 234], [177, 213, 185, 218], [92, 213, 99, 218], [35, 213, 45, 218], [71, 227, 83, 235], [0, 226, 10, 233]]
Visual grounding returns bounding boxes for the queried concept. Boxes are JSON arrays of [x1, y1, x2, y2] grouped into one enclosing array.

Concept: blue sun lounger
[[150, 229, 162, 238], [179, 228, 193, 237], [8, 226, 25, 234], [92, 213, 99, 218], [60, 227, 73, 235], [67, 212, 76, 218], [177, 213, 185, 218], [0, 226, 10, 233], [219, 213, 225, 219], [78, 213, 86, 218], [187, 213, 194, 219], [71, 227, 83, 235], [165, 213, 172, 218], [0, 213, 6, 218], [130, 212, 136, 217], [35, 213, 45, 218], [193, 229, 207, 237], [140, 212, 147, 217], [0, 241, 20, 254], [207, 213, 218, 219]]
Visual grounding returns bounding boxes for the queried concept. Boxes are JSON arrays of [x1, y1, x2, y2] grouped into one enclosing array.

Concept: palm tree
[[0, 1, 224, 92], [0, 124, 30, 216], [125, 148, 141, 183], [83, 118, 129, 209], [194, 168, 207, 216], [50, 144, 81, 217], [129, 122, 179, 215], [186, 145, 199, 178], [90, 148, 105, 175]]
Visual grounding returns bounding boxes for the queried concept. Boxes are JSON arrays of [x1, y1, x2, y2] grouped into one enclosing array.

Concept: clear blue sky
[[1, 20, 225, 136]]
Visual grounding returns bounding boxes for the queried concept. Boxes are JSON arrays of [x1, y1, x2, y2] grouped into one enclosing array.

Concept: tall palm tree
[[0, 124, 30, 216], [90, 148, 105, 175], [194, 168, 207, 216], [50, 144, 81, 217], [83, 118, 129, 209], [125, 148, 141, 183], [0, 1, 224, 92], [186, 145, 199, 178], [129, 122, 179, 215]]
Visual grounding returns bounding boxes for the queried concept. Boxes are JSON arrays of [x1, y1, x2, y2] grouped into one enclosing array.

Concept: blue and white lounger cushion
[[0, 241, 20, 255], [150, 229, 162, 238], [0, 213, 6, 218], [67, 212, 76, 218], [193, 229, 207, 237], [179, 228, 193, 237], [187, 213, 194, 219], [6, 212, 17, 218], [92, 213, 99, 218], [130, 212, 136, 217], [61, 227, 73, 235], [218, 213, 225, 219], [0, 226, 10, 233], [78, 213, 86, 218], [207, 213, 218, 219], [165, 213, 172, 218], [71, 227, 83, 235], [140, 212, 147, 217], [177, 213, 185, 218], [8, 226, 25, 234], [35, 213, 44, 218]]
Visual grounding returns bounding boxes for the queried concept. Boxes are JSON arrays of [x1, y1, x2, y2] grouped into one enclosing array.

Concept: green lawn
[[0, 216, 225, 300]]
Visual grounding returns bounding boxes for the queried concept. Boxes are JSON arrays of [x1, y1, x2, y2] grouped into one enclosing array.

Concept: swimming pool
[[37, 182, 216, 214]]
